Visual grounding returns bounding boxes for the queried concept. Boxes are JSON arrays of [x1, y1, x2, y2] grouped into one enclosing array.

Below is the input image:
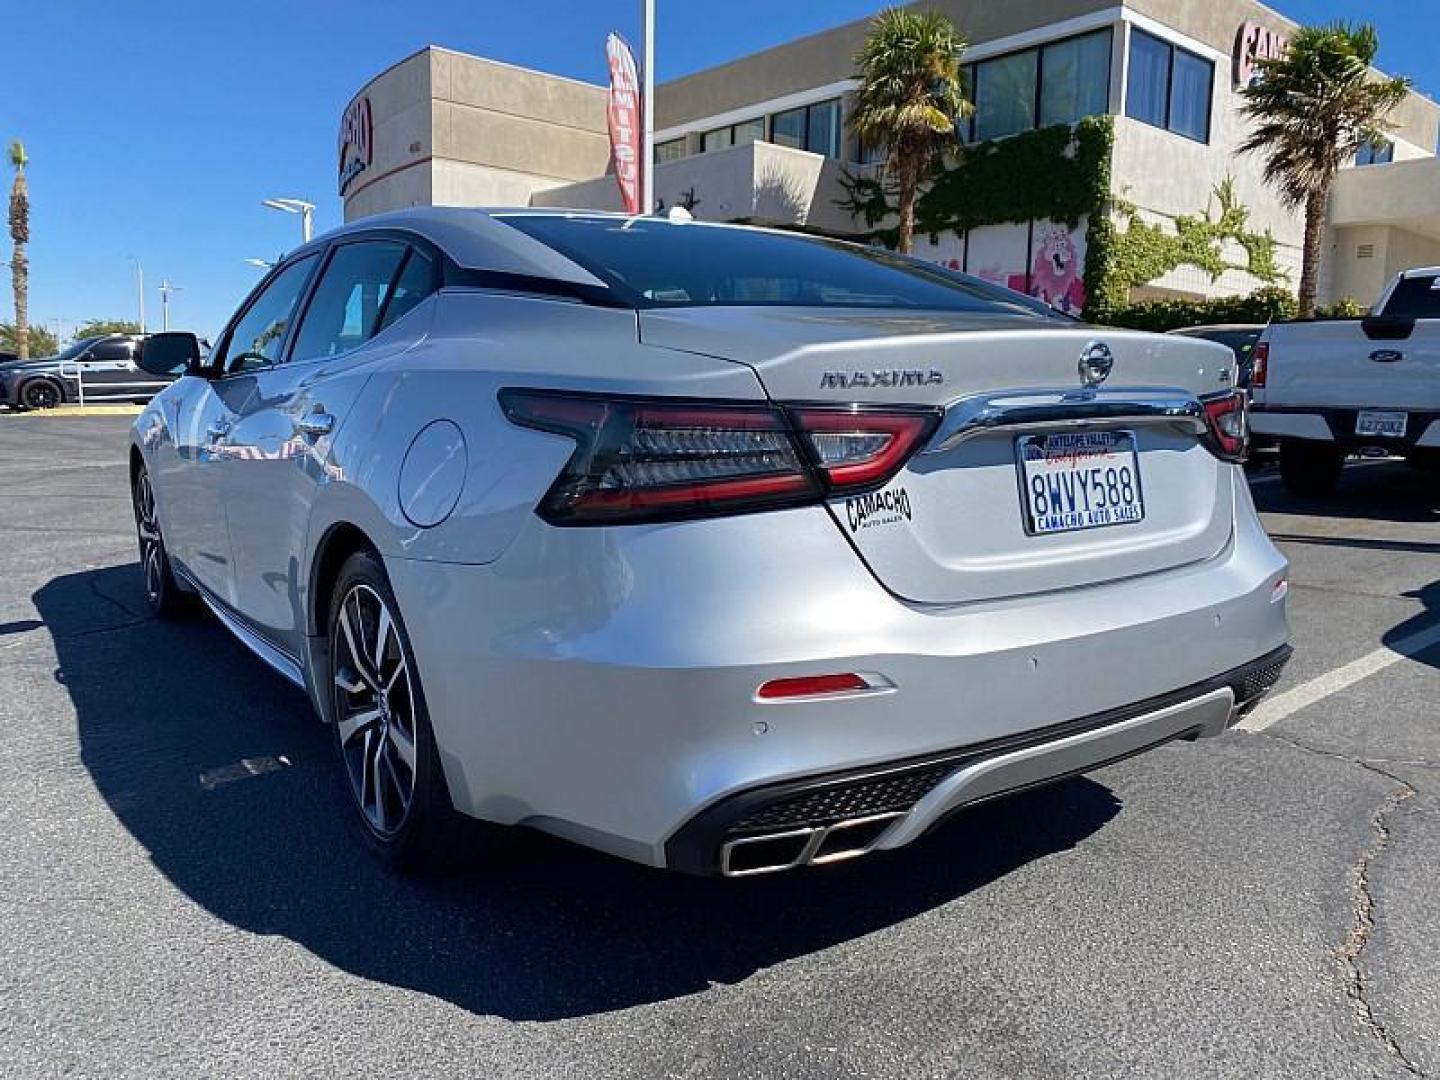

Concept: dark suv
[[0, 334, 183, 409]]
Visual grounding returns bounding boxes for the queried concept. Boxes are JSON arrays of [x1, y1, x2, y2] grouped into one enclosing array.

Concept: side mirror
[[139, 332, 206, 377]]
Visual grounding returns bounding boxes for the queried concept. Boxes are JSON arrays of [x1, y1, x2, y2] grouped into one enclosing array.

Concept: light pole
[[261, 198, 315, 244], [127, 256, 145, 333], [157, 279, 183, 332], [641, 0, 655, 214]]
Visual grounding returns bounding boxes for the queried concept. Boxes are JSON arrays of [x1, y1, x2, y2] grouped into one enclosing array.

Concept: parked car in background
[[1252, 267, 1440, 495], [0, 333, 185, 409], [129, 209, 1290, 877], [0, 349, 19, 366], [1168, 324, 1264, 387]]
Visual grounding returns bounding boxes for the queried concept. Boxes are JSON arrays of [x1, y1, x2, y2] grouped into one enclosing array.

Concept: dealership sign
[[1235, 22, 1288, 87], [338, 96, 373, 196], [605, 33, 643, 215]]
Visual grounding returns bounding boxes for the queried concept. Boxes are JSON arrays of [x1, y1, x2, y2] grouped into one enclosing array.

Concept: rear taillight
[[498, 390, 939, 525], [1202, 391, 1248, 461], [1250, 341, 1268, 388]]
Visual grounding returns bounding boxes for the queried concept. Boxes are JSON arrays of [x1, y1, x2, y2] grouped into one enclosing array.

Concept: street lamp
[[157, 279, 183, 332], [126, 255, 145, 333], [244, 258, 274, 270], [261, 198, 315, 244]]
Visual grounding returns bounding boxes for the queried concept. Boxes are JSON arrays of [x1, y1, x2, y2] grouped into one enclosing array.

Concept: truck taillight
[[1202, 391, 1248, 462], [1251, 341, 1269, 388], [498, 390, 939, 525]]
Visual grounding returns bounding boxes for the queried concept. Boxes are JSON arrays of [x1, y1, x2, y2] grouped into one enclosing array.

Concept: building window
[[1355, 138, 1394, 166], [974, 50, 1038, 141], [770, 98, 842, 158], [700, 117, 764, 154], [655, 138, 686, 164], [1125, 29, 1213, 143], [1039, 30, 1112, 128], [970, 29, 1112, 142]]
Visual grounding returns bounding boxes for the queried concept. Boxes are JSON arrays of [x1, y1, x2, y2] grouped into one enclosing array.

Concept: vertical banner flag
[[605, 33, 643, 215]]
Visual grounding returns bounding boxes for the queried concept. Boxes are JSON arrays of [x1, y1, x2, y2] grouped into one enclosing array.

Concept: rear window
[[500, 215, 1049, 317], [1382, 275, 1440, 318]]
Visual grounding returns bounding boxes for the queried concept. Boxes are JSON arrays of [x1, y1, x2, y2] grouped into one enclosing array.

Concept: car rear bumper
[[1252, 406, 1440, 448], [666, 647, 1289, 875], [385, 478, 1289, 870]]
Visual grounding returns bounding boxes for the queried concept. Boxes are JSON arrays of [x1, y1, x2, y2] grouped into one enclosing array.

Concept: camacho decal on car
[[846, 486, 913, 532]]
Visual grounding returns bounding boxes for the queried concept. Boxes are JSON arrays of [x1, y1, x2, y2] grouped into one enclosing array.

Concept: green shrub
[[1090, 287, 1297, 332], [1313, 297, 1366, 319]]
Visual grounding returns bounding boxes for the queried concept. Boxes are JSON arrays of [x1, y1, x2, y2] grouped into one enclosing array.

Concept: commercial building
[[338, 0, 1440, 311]]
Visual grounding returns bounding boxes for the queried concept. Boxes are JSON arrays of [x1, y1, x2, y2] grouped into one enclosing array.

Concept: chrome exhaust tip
[[719, 811, 905, 877]]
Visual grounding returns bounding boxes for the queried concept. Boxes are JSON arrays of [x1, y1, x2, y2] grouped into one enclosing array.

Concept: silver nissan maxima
[[130, 209, 1291, 876]]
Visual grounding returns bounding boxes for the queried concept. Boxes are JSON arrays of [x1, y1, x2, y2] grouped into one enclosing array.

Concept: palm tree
[[849, 8, 969, 254], [8, 141, 29, 360], [1239, 24, 1408, 317]]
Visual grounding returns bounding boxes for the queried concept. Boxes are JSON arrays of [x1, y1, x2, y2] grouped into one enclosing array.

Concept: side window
[[218, 254, 318, 375], [289, 241, 408, 362], [376, 249, 436, 333], [88, 341, 133, 363]]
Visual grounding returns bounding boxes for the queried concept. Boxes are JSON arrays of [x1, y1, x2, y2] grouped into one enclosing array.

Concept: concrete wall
[[1326, 225, 1440, 308], [344, 47, 612, 220], [536, 140, 855, 232], [340, 50, 434, 221]]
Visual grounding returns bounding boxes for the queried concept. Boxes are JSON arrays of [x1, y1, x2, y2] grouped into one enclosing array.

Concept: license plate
[[1355, 410, 1407, 438], [1017, 431, 1145, 535]]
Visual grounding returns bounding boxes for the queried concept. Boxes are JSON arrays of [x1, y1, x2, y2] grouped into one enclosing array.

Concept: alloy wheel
[[133, 471, 164, 606], [333, 583, 419, 837], [24, 381, 60, 409]]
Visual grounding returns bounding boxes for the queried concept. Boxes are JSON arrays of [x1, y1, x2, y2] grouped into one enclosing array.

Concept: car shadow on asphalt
[[36, 564, 1122, 1022], [1249, 459, 1440, 524], [1385, 578, 1440, 673]]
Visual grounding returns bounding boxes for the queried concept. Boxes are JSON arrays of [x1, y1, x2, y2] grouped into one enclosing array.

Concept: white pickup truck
[[1251, 267, 1440, 495]]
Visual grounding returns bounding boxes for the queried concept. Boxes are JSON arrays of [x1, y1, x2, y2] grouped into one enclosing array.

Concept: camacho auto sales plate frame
[[1015, 430, 1146, 536]]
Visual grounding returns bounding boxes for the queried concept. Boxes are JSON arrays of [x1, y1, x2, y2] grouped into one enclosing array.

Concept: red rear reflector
[[756, 673, 870, 700]]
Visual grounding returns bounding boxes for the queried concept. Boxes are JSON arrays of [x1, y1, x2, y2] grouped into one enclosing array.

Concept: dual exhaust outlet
[[719, 810, 906, 877]]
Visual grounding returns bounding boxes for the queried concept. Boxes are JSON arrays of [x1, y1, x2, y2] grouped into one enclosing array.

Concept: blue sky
[[4, 0, 1436, 341]]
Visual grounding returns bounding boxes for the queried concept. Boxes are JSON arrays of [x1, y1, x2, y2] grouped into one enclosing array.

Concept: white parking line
[[1239, 620, 1440, 732]]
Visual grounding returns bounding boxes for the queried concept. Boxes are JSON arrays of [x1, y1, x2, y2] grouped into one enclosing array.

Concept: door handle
[[294, 409, 335, 438]]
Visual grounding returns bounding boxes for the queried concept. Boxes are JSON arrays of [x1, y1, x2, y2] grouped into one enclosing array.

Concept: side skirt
[[172, 564, 307, 690]]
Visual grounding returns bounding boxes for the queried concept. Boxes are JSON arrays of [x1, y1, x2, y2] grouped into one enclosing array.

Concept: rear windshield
[[1382, 275, 1440, 318], [501, 215, 1050, 317]]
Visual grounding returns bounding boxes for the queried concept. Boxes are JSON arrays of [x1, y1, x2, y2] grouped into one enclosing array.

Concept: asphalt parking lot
[[1, 415, 1436, 1080]]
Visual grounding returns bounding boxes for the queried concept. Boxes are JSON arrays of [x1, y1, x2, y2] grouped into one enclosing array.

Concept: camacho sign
[[1234, 21, 1287, 87], [338, 96, 374, 196]]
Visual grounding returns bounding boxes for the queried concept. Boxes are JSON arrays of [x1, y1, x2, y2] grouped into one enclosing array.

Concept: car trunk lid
[[641, 307, 1239, 604]]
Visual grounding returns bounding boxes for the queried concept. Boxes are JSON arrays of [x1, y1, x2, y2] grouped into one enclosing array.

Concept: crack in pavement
[[1256, 730, 1425, 1076]]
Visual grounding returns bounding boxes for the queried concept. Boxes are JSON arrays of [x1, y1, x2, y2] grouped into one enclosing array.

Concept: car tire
[[132, 465, 197, 618], [20, 378, 64, 410], [1279, 440, 1344, 497], [328, 549, 494, 869]]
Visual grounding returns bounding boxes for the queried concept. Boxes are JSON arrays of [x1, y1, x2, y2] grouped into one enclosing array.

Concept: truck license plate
[[1355, 410, 1407, 438], [1017, 431, 1145, 535]]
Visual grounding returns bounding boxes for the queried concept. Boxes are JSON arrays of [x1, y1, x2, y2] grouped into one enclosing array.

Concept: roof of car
[[294, 207, 662, 289]]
